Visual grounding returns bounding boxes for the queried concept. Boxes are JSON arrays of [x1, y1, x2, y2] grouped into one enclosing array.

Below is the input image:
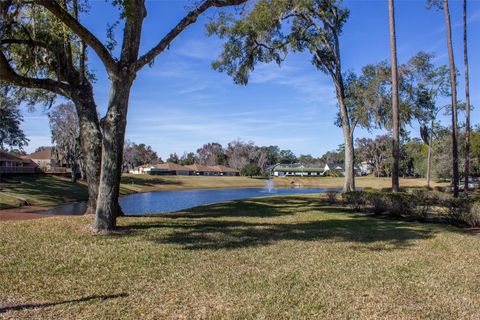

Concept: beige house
[[129, 162, 192, 175], [129, 163, 239, 176]]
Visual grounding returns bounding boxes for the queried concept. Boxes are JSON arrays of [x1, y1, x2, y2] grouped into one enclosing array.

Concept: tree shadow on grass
[[147, 218, 436, 251], [1, 175, 88, 205], [0, 293, 128, 314], [119, 196, 438, 251]]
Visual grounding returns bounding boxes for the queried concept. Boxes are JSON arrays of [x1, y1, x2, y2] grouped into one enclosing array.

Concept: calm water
[[40, 187, 340, 215]]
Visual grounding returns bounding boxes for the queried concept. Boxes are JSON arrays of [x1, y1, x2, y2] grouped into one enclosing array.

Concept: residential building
[[209, 165, 240, 176], [272, 164, 324, 177], [0, 152, 39, 174], [130, 163, 192, 175], [129, 163, 240, 176], [184, 164, 218, 176]]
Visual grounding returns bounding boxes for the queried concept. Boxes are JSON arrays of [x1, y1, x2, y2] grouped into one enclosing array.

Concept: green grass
[[1, 195, 479, 319], [0, 175, 88, 209]]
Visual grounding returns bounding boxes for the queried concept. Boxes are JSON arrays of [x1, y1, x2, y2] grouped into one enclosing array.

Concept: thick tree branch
[[135, 0, 247, 72], [33, 0, 118, 75], [0, 50, 71, 97]]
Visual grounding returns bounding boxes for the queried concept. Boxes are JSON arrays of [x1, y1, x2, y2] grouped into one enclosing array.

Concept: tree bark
[[389, 0, 400, 193], [426, 119, 434, 189], [444, 0, 459, 198], [93, 78, 133, 231], [71, 86, 102, 215], [71, 161, 77, 183], [335, 83, 355, 192], [463, 0, 471, 196]]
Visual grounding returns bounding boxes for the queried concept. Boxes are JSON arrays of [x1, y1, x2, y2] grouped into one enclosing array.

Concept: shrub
[[460, 202, 480, 227], [410, 190, 437, 222], [325, 190, 338, 204], [366, 191, 389, 215], [384, 192, 416, 217], [442, 197, 472, 225], [342, 191, 367, 211]]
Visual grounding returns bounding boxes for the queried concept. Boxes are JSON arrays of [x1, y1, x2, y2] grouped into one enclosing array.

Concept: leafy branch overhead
[[208, 0, 349, 85]]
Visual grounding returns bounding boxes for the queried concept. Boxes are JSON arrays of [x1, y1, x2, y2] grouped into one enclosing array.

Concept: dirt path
[[0, 206, 54, 221]]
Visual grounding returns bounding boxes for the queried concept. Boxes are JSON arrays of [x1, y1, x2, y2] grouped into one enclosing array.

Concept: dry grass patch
[[1, 195, 479, 319]]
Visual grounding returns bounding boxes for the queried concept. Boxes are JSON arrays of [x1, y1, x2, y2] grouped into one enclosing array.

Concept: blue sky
[[21, 0, 480, 159]]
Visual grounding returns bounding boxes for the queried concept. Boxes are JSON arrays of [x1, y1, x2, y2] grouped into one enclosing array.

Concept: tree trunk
[[444, 0, 459, 198], [93, 78, 133, 231], [389, 0, 400, 193], [426, 119, 434, 189], [337, 94, 355, 192], [71, 161, 77, 183], [463, 0, 471, 196], [343, 129, 355, 192], [72, 86, 102, 215]]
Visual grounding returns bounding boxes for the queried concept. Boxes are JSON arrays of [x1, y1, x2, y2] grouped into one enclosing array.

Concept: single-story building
[[130, 163, 192, 175], [184, 164, 218, 176], [0, 152, 39, 174], [129, 163, 240, 176], [208, 165, 240, 176], [272, 164, 324, 177]]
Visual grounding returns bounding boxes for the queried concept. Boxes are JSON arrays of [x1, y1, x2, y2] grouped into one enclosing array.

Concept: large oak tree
[[31, 0, 248, 231], [208, 0, 356, 192], [0, 1, 102, 214]]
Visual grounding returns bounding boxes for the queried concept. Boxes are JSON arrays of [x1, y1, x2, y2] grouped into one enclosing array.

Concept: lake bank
[[1, 174, 448, 217]]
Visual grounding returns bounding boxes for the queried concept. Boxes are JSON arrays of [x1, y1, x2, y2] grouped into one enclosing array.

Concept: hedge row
[[331, 190, 480, 227]]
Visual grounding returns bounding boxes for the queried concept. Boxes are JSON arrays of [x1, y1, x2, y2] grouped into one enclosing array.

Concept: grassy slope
[[0, 174, 447, 210], [1, 195, 479, 319], [0, 175, 88, 209]]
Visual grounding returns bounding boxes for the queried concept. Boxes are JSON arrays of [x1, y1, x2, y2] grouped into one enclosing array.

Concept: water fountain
[[264, 170, 275, 193], [264, 179, 274, 193]]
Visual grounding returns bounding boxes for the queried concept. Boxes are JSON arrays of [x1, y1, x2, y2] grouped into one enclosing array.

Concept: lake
[[40, 187, 341, 215]]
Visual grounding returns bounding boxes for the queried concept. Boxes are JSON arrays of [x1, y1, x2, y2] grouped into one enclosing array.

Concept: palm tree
[[389, 0, 400, 192], [463, 0, 471, 195], [443, 0, 460, 197]]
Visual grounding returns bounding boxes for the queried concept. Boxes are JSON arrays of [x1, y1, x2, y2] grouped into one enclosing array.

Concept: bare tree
[[49, 103, 81, 182], [196, 142, 224, 166]]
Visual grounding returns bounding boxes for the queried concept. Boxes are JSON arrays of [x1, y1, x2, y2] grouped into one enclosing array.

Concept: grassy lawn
[[1, 195, 479, 319], [0, 175, 88, 210], [0, 174, 448, 210], [119, 174, 266, 193]]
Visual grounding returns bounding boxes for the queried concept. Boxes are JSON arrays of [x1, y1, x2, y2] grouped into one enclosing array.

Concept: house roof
[[25, 148, 52, 160], [184, 164, 217, 172], [209, 165, 239, 173], [325, 163, 344, 170], [0, 151, 24, 162], [153, 162, 191, 171]]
